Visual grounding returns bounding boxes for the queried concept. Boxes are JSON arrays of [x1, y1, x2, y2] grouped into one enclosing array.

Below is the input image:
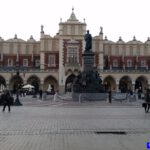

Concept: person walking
[[144, 89, 150, 113], [2, 90, 11, 112], [39, 89, 43, 99]]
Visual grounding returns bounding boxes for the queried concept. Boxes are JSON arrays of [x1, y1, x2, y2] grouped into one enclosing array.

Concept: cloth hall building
[[0, 9, 150, 94]]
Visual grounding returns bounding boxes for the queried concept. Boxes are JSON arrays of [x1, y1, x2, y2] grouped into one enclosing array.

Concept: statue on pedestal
[[84, 30, 92, 51]]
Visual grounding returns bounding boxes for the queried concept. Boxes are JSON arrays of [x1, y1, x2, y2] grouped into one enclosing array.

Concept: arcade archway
[[10, 75, 23, 93], [135, 76, 148, 92], [103, 76, 116, 91], [43, 76, 58, 92], [119, 76, 132, 93], [27, 75, 40, 92], [65, 74, 76, 92]]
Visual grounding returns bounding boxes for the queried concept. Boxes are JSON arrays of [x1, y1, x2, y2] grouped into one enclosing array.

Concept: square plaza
[[0, 96, 150, 150]]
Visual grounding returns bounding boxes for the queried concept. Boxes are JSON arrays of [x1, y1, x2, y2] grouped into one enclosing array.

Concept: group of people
[[1, 87, 150, 114]]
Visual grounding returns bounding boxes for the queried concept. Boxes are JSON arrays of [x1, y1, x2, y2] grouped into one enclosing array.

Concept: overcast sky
[[0, 0, 150, 42]]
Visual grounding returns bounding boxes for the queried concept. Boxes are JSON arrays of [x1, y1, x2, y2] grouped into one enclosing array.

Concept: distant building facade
[[0, 9, 150, 93]]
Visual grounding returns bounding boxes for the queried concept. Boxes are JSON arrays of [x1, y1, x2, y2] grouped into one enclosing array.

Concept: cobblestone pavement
[[0, 95, 149, 150]]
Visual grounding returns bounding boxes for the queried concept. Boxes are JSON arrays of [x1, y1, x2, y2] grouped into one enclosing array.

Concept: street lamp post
[[14, 70, 22, 106]]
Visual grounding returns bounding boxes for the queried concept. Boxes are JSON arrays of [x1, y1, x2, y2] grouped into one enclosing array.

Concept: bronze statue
[[84, 30, 92, 51]]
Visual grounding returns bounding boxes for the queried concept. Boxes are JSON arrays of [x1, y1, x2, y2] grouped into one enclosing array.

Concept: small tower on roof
[[59, 8, 86, 36], [40, 25, 44, 38], [67, 7, 78, 21], [99, 26, 103, 40]]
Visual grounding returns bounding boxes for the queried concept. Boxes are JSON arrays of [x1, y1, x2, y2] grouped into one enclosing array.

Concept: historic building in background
[[0, 9, 150, 94]]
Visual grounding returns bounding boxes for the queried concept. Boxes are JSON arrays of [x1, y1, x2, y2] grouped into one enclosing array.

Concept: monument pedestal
[[72, 50, 106, 101], [72, 30, 106, 101], [82, 51, 94, 72]]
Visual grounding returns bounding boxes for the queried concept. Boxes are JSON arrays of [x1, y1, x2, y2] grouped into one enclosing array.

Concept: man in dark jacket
[[2, 90, 11, 112], [144, 89, 150, 113]]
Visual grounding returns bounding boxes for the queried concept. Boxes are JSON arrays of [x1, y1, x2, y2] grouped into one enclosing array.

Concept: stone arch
[[66, 69, 73, 76], [135, 76, 148, 92], [74, 69, 80, 76], [43, 75, 58, 92], [103, 75, 116, 91], [119, 76, 132, 93], [27, 75, 40, 92], [65, 74, 76, 92], [0, 75, 6, 91], [9, 75, 23, 93]]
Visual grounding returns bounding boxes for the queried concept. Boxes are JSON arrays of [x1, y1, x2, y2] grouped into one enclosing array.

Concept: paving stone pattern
[[0, 96, 149, 150]]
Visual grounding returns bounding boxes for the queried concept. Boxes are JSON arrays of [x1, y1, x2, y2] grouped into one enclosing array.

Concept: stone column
[[148, 79, 150, 89], [116, 79, 119, 91], [6, 79, 9, 90], [23, 79, 27, 85], [132, 80, 135, 92], [58, 38, 65, 94], [40, 78, 44, 90]]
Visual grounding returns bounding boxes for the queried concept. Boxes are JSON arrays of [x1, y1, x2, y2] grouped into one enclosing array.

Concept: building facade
[[0, 9, 150, 94]]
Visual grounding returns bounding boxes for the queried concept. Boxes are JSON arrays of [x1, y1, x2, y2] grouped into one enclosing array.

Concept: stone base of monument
[[72, 93, 108, 101], [72, 31, 107, 102]]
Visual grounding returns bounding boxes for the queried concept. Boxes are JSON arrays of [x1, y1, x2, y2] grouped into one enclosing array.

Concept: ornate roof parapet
[[67, 7, 79, 22], [145, 37, 150, 44], [133, 36, 136, 41], [116, 36, 125, 44], [127, 36, 143, 44], [40, 25, 45, 38], [14, 34, 17, 39], [27, 35, 36, 42], [6, 34, 25, 42], [104, 36, 107, 41], [103, 36, 114, 43], [41, 25, 44, 33], [100, 27, 103, 35]]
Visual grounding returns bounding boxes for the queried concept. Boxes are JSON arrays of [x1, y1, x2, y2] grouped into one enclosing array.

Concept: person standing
[[2, 90, 11, 112], [39, 89, 43, 99], [53, 91, 58, 102], [108, 90, 112, 103], [144, 89, 150, 113]]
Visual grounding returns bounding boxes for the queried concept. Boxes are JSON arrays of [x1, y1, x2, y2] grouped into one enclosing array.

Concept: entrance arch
[[10, 75, 23, 93], [135, 76, 148, 92], [119, 76, 132, 93], [27, 75, 40, 92], [65, 74, 76, 92], [103, 76, 116, 91], [43, 76, 58, 92]]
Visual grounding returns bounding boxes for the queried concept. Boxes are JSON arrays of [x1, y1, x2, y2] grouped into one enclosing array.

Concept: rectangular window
[[140, 60, 146, 67], [35, 59, 40, 67], [48, 55, 56, 67], [23, 59, 28, 67], [67, 47, 78, 63], [127, 59, 132, 67], [8, 59, 13, 66], [113, 59, 118, 67]]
